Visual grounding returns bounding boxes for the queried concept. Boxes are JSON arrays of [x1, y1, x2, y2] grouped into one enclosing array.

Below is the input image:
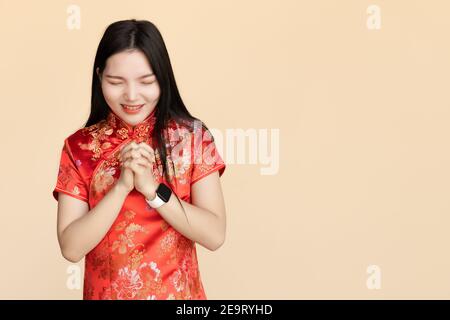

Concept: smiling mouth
[[121, 104, 144, 110]]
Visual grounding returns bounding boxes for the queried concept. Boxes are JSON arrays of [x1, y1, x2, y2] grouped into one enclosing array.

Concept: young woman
[[52, 19, 226, 300]]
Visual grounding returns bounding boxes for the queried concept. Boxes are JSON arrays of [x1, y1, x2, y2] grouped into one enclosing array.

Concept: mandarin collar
[[106, 107, 157, 142]]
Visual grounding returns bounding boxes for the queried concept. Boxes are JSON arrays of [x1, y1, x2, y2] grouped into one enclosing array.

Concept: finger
[[131, 149, 141, 159], [120, 142, 135, 155], [122, 147, 154, 163], [141, 145, 156, 164], [120, 147, 142, 162], [136, 148, 155, 164], [129, 161, 144, 174], [130, 157, 151, 167], [138, 142, 155, 156], [120, 141, 139, 157], [132, 159, 153, 173]]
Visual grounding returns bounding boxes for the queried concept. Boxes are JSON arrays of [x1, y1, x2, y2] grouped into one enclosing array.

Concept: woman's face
[[98, 49, 161, 127]]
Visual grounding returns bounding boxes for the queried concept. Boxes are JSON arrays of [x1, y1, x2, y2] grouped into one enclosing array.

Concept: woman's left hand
[[120, 142, 159, 200]]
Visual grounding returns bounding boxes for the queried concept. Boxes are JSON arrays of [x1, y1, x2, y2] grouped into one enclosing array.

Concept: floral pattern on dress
[[111, 210, 149, 258], [91, 164, 116, 200], [53, 142, 89, 202], [79, 122, 114, 161]]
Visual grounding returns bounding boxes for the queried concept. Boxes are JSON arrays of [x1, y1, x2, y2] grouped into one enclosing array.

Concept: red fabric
[[53, 108, 226, 300]]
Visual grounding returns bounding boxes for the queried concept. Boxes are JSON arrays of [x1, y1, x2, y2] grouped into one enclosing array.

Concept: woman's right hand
[[116, 141, 139, 193]]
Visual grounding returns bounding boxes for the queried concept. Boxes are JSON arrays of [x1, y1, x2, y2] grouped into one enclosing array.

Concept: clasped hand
[[118, 141, 159, 199]]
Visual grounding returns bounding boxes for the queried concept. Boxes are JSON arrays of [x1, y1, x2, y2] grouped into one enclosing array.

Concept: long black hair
[[85, 19, 210, 225]]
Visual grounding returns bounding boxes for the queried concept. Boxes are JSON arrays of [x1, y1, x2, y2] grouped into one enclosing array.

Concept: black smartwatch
[[145, 183, 172, 208]]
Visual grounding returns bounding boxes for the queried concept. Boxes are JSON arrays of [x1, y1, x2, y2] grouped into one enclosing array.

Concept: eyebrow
[[104, 73, 155, 80]]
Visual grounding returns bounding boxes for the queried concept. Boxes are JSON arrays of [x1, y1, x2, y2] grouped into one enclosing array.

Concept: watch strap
[[145, 183, 172, 208]]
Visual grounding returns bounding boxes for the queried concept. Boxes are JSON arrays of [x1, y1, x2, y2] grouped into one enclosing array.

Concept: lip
[[121, 104, 144, 114]]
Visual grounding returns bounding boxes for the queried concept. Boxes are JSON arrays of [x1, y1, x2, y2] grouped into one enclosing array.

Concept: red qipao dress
[[52, 108, 226, 300]]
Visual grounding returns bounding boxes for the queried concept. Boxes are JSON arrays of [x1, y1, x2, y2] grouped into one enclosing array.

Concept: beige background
[[1, 0, 450, 299]]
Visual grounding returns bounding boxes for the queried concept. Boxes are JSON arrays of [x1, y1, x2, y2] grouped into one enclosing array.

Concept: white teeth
[[123, 104, 143, 110]]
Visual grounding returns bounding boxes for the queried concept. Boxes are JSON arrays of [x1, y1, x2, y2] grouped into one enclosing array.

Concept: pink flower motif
[[112, 267, 144, 300]]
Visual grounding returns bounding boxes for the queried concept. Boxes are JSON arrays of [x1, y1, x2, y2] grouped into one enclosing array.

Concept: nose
[[124, 83, 138, 101]]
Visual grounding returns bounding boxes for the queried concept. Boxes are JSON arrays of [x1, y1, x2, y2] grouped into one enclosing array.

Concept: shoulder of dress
[[165, 118, 204, 144], [166, 117, 206, 135], [65, 119, 109, 158]]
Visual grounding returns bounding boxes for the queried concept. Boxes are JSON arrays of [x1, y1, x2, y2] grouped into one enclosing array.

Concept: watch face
[[157, 183, 172, 202]]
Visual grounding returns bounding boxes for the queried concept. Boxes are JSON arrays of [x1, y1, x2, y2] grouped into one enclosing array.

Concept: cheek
[[102, 84, 122, 102], [143, 85, 161, 101]]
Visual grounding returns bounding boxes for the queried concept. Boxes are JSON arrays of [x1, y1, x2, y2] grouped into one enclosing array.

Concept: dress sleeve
[[52, 139, 89, 203], [190, 124, 226, 186]]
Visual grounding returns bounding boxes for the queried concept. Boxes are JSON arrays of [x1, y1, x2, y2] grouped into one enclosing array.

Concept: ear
[[96, 67, 101, 81]]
